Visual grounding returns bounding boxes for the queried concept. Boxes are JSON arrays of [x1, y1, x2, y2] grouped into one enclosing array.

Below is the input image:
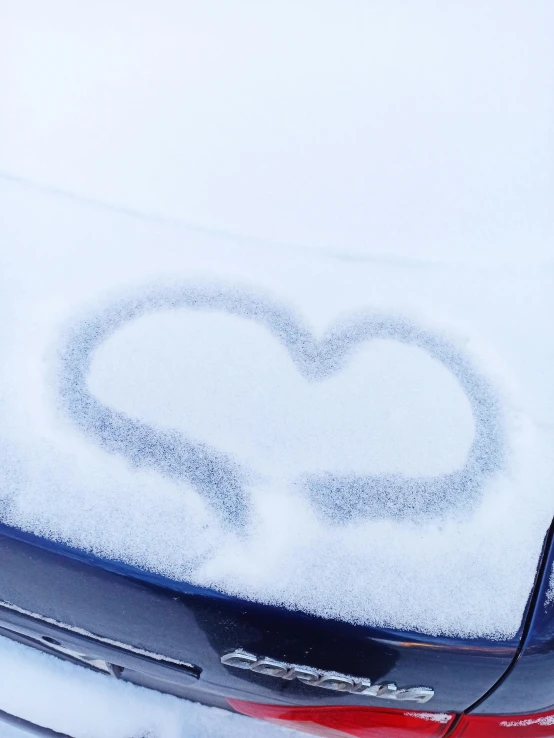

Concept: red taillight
[[227, 699, 454, 737], [450, 711, 554, 737]]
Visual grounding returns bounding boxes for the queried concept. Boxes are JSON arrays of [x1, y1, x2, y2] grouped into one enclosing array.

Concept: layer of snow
[[1, 0, 554, 640], [544, 566, 554, 608], [500, 715, 554, 728], [405, 713, 451, 724], [0, 634, 299, 737]]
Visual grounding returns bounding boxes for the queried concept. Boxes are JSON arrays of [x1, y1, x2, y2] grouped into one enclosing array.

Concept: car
[[2, 4, 552, 737], [1, 515, 554, 737], [0, 212, 551, 738]]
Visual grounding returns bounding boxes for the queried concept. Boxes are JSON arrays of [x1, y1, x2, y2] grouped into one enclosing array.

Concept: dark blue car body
[[1, 517, 554, 736]]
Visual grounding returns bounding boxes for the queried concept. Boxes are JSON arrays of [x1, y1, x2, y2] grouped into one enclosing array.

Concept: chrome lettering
[[220, 650, 434, 703]]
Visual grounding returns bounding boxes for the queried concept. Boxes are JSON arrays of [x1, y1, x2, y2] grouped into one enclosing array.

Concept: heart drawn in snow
[[56, 281, 505, 530]]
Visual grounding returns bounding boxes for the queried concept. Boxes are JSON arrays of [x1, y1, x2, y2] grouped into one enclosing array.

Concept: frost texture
[[56, 282, 505, 531], [500, 716, 554, 728], [0, 183, 551, 641], [405, 713, 451, 724], [544, 565, 554, 608], [2, 0, 554, 641]]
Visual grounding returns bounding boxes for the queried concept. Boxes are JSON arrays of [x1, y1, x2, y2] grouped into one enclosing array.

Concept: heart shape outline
[[56, 281, 505, 530]]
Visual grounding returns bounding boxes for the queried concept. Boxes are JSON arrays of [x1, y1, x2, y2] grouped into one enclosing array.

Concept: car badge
[[221, 649, 434, 703]]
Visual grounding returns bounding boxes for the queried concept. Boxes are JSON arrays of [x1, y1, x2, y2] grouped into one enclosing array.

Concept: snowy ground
[[0, 634, 300, 737], [1, 1, 554, 735]]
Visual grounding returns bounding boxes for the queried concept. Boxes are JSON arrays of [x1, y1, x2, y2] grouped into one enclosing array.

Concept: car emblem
[[221, 649, 434, 703]]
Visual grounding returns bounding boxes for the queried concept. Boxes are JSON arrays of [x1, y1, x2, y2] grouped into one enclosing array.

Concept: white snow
[[500, 715, 554, 728], [1, 0, 554, 641], [0, 634, 300, 737], [405, 713, 451, 724], [544, 566, 554, 608]]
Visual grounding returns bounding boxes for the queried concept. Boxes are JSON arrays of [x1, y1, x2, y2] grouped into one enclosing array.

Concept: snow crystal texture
[[56, 281, 505, 530], [1, 0, 554, 640]]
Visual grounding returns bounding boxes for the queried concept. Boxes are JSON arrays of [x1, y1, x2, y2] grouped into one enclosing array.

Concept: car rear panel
[[0, 524, 521, 715], [4, 520, 554, 738], [468, 524, 554, 718]]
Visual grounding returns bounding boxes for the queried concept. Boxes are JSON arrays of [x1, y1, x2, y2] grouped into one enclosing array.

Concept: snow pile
[[1, 0, 554, 640], [0, 635, 299, 737]]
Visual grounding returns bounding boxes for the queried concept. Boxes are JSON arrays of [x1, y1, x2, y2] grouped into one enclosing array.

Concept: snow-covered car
[[1, 2, 553, 737], [1, 513, 554, 738]]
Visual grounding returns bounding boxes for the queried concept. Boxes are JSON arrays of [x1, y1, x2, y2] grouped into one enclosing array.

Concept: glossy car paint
[[0, 524, 523, 713], [471, 524, 554, 717], [1, 518, 554, 737]]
